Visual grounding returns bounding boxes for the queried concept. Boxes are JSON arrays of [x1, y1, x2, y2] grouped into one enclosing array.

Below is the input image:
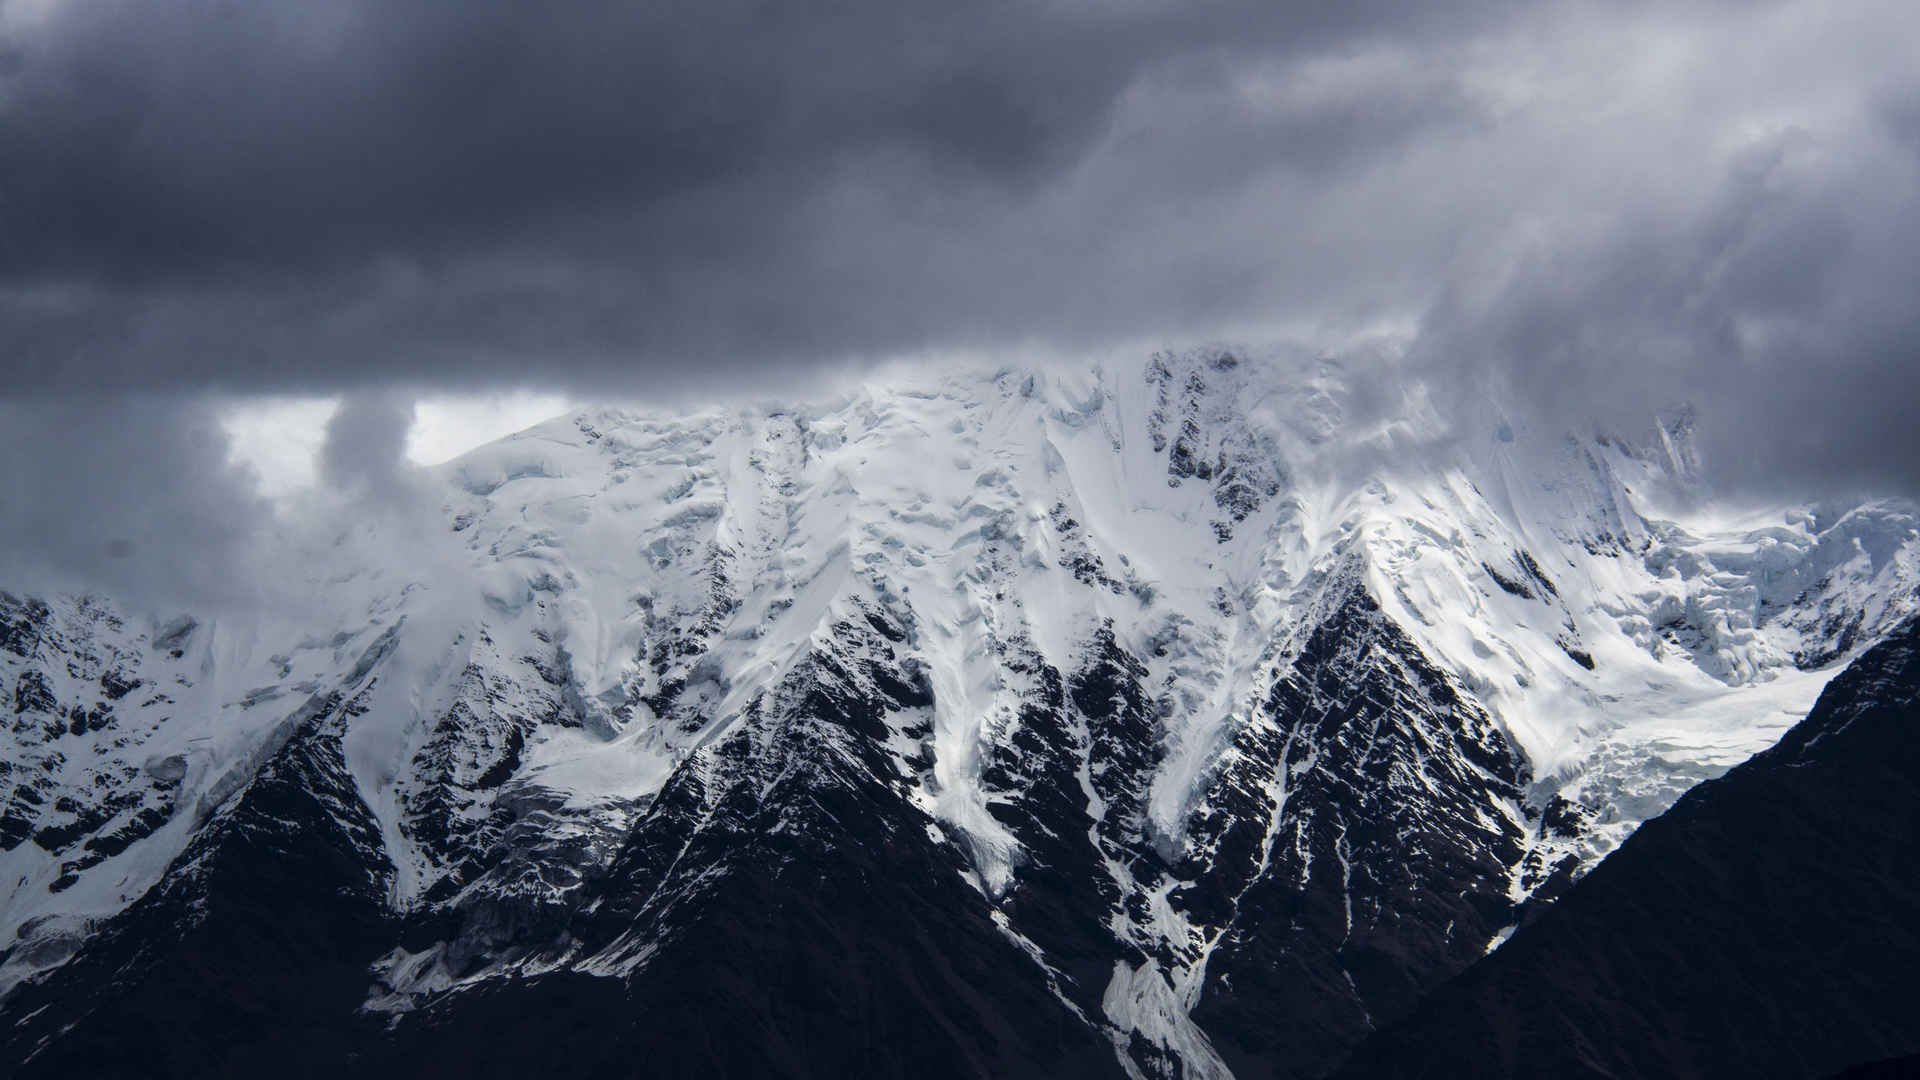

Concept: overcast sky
[[2, 0, 1918, 603]]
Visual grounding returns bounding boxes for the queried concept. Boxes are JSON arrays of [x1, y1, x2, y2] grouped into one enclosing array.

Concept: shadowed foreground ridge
[[1333, 616, 1920, 1080]]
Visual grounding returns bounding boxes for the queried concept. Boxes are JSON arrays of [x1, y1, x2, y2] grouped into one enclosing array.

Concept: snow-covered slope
[[4, 349, 1916, 1077], [1333, 614, 1920, 1080]]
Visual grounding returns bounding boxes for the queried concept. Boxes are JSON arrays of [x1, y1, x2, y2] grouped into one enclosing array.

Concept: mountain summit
[[4, 351, 1916, 1077]]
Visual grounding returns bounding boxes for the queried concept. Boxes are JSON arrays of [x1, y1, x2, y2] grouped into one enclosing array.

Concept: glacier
[[2, 347, 1916, 1077]]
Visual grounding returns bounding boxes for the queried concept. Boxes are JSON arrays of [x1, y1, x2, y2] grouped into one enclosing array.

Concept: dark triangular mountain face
[[3, 630, 402, 1076], [3, 356, 1917, 1078], [367, 606, 1127, 1080], [1332, 616, 1920, 1080], [7, 605, 1126, 1080], [1179, 578, 1531, 1079], [0, 576, 1537, 1080]]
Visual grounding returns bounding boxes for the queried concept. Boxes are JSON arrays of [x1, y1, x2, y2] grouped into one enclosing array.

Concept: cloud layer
[[1, 0, 1917, 590]]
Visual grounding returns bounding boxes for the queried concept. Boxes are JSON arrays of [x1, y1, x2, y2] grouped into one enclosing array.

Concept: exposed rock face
[[1, 594, 183, 894], [1333, 616, 1920, 1080], [1183, 580, 1531, 1079], [4, 661, 397, 1075], [2, 353, 1916, 1077]]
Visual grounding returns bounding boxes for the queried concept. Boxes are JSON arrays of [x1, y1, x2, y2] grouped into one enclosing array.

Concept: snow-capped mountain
[[4, 349, 1917, 1077], [1333, 614, 1920, 1079]]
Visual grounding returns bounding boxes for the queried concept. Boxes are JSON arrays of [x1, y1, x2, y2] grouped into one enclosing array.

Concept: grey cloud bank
[[1, 0, 1918, 601], [0, 395, 268, 608], [1, 0, 1520, 392]]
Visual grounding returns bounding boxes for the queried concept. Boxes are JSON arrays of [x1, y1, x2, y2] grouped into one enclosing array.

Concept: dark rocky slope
[[1332, 617, 1920, 1080]]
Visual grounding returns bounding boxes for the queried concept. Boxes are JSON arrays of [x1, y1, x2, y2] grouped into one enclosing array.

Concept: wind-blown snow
[[4, 348, 1917, 1064]]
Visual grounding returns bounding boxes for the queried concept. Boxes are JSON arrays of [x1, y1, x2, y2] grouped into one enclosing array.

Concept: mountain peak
[[4, 352, 1918, 1077]]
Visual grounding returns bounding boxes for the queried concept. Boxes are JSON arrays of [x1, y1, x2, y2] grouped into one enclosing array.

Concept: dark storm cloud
[[2, 0, 1115, 278], [0, 0, 1522, 394], [0, 0, 1916, 504]]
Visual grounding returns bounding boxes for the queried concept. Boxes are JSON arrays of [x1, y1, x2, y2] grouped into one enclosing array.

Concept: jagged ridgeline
[[3, 351, 1917, 1078], [1332, 616, 1920, 1080]]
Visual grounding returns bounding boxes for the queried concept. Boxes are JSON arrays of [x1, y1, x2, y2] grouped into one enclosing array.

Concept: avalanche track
[[4, 349, 1916, 1078]]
